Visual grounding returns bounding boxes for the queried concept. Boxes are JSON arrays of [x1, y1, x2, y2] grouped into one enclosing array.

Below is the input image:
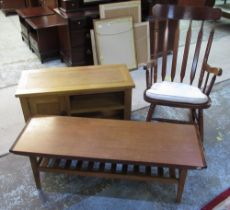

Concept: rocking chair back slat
[[203, 72, 210, 93], [162, 19, 169, 81], [180, 20, 192, 82], [206, 75, 217, 96], [190, 21, 204, 85], [153, 20, 159, 83], [198, 28, 215, 88], [171, 23, 180, 81]]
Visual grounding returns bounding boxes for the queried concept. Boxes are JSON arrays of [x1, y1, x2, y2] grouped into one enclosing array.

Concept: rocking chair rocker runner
[[144, 4, 222, 142]]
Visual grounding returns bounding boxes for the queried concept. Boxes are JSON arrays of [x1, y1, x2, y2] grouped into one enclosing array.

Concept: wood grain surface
[[15, 64, 135, 97], [10, 116, 206, 169]]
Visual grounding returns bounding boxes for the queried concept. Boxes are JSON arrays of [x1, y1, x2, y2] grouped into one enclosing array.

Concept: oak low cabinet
[[20, 91, 129, 121], [16, 65, 135, 122]]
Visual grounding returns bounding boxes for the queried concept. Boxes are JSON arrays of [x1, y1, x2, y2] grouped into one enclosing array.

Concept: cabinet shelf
[[69, 92, 124, 115], [71, 110, 124, 119]]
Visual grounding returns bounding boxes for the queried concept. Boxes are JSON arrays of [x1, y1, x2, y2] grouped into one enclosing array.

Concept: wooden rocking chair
[[144, 4, 222, 142]]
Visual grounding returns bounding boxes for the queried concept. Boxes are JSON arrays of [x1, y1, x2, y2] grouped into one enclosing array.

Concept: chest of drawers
[[55, 8, 98, 66]]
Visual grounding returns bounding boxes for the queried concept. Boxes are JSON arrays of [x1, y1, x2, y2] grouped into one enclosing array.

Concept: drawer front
[[70, 18, 87, 30], [21, 33, 30, 45], [60, 0, 79, 12], [70, 29, 90, 47], [71, 47, 85, 63], [71, 47, 93, 64], [20, 23, 29, 37], [29, 35, 38, 51]]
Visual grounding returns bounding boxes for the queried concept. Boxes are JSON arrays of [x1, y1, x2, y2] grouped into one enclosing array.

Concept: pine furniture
[[10, 116, 206, 202], [15, 64, 135, 121]]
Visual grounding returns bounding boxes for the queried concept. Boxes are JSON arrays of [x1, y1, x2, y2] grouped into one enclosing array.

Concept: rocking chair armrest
[[143, 60, 157, 89], [204, 63, 222, 76]]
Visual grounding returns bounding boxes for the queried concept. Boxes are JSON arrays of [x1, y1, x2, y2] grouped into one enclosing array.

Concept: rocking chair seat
[[146, 81, 208, 104]]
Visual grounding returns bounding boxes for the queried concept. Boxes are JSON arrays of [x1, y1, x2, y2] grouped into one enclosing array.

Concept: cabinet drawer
[[70, 18, 87, 30], [20, 23, 29, 37], [71, 47, 92, 65], [29, 34, 38, 51], [71, 47, 85, 63], [21, 33, 30, 45], [70, 29, 88, 47]]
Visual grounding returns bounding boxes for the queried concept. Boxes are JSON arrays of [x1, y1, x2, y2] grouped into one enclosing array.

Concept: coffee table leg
[[176, 169, 187, 203], [29, 156, 41, 189]]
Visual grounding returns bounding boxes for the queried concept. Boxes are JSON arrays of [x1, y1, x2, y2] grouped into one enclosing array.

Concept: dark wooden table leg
[[29, 156, 41, 189], [176, 168, 187, 202]]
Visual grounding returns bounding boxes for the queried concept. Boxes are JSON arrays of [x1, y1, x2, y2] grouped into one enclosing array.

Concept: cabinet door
[[28, 96, 68, 116]]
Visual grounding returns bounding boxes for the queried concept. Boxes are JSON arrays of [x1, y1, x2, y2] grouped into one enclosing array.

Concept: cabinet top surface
[[16, 7, 54, 18], [16, 64, 135, 96], [10, 116, 206, 168], [25, 14, 67, 29]]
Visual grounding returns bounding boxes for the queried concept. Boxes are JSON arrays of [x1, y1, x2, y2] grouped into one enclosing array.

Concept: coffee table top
[[16, 7, 54, 18], [10, 116, 206, 169], [15, 64, 135, 97]]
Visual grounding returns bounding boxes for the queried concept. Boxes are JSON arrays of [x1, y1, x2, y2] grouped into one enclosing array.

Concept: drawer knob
[[72, 3, 75, 7], [86, 49, 92, 55], [78, 21, 81, 25]]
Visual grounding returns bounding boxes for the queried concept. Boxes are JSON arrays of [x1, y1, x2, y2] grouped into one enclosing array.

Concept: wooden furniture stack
[[54, 0, 128, 66], [15, 64, 135, 121], [13, 0, 215, 65]]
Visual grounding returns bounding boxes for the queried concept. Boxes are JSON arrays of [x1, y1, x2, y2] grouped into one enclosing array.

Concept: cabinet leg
[[30, 156, 41, 189], [176, 169, 187, 203], [124, 90, 132, 120]]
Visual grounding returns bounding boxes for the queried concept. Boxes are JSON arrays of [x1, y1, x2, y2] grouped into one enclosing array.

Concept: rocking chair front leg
[[198, 109, 204, 143], [146, 104, 156, 122], [190, 108, 196, 123]]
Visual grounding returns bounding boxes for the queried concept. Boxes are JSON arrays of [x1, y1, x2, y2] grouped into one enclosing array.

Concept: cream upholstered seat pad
[[146, 81, 208, 104]]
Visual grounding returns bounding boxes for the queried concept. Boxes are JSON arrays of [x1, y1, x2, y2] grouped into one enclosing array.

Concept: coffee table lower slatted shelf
[[38, 157, 179, 184]]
